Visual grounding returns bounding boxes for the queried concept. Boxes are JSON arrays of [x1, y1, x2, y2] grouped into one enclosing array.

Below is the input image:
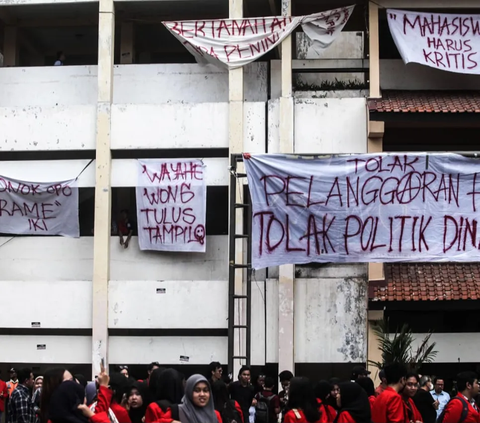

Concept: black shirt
[[413, 388, 437, 423], [229, 381, 254, 422]]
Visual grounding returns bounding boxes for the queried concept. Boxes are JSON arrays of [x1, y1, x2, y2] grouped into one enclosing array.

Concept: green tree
[[368, 318, 438, 372]]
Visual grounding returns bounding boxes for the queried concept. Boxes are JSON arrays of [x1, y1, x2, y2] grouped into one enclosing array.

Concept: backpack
[[255, 392, 273, 423], [221, 400, 243, 423], [437, 396, 469, 423]]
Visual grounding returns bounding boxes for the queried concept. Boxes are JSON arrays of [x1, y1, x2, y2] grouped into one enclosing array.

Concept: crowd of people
[[1, 362, 480, 423]]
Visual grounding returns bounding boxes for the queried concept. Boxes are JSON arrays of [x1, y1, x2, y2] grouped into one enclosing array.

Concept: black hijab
[[334, 382, 371, 423], [48, 381, 89, 423], [314, 380, 331, 402], [154, 368, 184, 412], [127, 381, 152, 423]]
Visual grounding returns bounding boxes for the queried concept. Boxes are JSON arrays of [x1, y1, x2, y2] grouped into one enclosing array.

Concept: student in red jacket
[[213, 380, 245, 423], [401, 373, 423, 423], [441, 371, 480, 423], [144, 368, 184, 422], [334, 382, 371, 423], [92, 372, 131, 423], [372, 363, 408, 423], [314, 381, 338, 423], [284, 377, 322, 423]]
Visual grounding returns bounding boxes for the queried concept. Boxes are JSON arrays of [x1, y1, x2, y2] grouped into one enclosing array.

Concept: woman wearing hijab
[[40, 368, 75, 423], [328, 378, 341, 411], [334, 382, 371, 423], [48, 380, 109, 423], [355, 378, 376, 412], [173, 374, 221, 423], [284, 377, 321, 423], [212, 380, 244, 423], [314, 381, 337, 423], [401, 373, 423, 423], [126, 381, 152, 423], [145, 368, 185, 422], [90, 372, 131, 423]]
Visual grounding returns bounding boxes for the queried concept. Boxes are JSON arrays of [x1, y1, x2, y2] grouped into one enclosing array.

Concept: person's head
[[337, 382, 364, 407], [34, 376, 44, 391], [9, 368, 17, 380], [74, 374, 87, 388], [379, 369, 387, 385], [120, 209, 129, 220], [356, 377, 375, 397], [127, 384, 144, 409], [329, 377, 341, 399], [118, 365, 129, 378], [153, 368, 184, 405], [384, 363, 408, 389], [109, 373, 129, 404], [47, 380, 86, 423], [337, 381, 371, 422], [208, 361, 222, 381], [18, 368, 34, 389], [456, 372, 480, 399], [212, 380, 229, 412], [314, 380, 331, 402], [419, 375, 433, 391], [56, 51, 65, 62], [433, 377, 445, 394], [403, 373, 419, 398], [264, 376, 275, 391], [287, 377, 320, 423], [351, 366, 371, 381], [40, 368, 74, 423], [238, 366, 251, 386], [279, 370, 294, 391], [179, 375, 216, 422], [147, 362, 160, 377], [256, 374, 266, 389]]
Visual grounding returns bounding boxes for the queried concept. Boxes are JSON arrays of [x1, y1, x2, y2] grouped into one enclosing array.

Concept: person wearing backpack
[[255, 377, 280, 423], [212, 380, 244, 423], [439, 372, 480, 423]]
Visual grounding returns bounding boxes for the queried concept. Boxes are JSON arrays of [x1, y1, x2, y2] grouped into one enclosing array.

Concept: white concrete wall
[[294, 274, 368, 363], [380, 60, 480, 90], [109, 336, 227, 365], [268, 98, 367, 154], [0, 336, 91, 364], [410, 333, 480, 363]]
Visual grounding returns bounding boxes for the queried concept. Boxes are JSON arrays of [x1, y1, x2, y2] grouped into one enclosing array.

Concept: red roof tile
[[369, 91, 480, 114], [370, 263, 480, 302]]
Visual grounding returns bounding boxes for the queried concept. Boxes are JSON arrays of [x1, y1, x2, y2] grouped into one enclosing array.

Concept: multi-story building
[[0, 0, 478, 385]]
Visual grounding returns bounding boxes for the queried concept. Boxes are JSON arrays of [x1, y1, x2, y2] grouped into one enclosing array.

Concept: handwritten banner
[[136, 159, 206, 252], [244, 153, 480, 269], [0, 177, 79, 237], [387, 9, 480, 75], [163, 6, 354, 69]]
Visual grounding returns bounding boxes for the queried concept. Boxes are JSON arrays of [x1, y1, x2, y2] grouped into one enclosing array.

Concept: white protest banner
[[387, 9, 480, 75], [0, 177, 79, 237], [163, 6, 354, 69], [136, 159, 206, 252], [244, 153, 480, 269]]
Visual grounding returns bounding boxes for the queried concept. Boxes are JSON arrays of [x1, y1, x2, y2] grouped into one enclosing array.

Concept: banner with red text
[[387, 9, 480, 75], [136, 159, 206, 252], [0, 176, 79, 237], [244, 153, 480, 269], [163, 6, 354, 69]]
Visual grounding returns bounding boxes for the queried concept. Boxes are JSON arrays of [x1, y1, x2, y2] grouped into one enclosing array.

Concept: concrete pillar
[[278, 0, 295, 376], [120, 22, 135, 64], [3, 26, 18, 66], [367, 310, 384, 384], [368, 1, 380, 98], [229, 0, 245, 378], [92, 0, 114, 378]]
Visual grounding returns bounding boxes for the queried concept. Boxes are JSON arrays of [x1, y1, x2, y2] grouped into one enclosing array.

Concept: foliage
[[368, 318, 438, 372]]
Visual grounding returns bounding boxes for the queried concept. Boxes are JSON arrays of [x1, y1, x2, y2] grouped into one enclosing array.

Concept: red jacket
[[442, 395, 480, 423], [285, 408, 323, 423], [145, 402, 222, 422], [317, 399, 337, 423], [0, 380, 7, 412], [368, 395, 376, 412], [372, 387, 407, 423], [404, 397, 423, 423], [95, 386, 131, 423], [336, 411, 356, 423]]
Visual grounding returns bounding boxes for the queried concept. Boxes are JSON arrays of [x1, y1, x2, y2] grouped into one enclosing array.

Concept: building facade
[[0, 0, 479, 381]]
